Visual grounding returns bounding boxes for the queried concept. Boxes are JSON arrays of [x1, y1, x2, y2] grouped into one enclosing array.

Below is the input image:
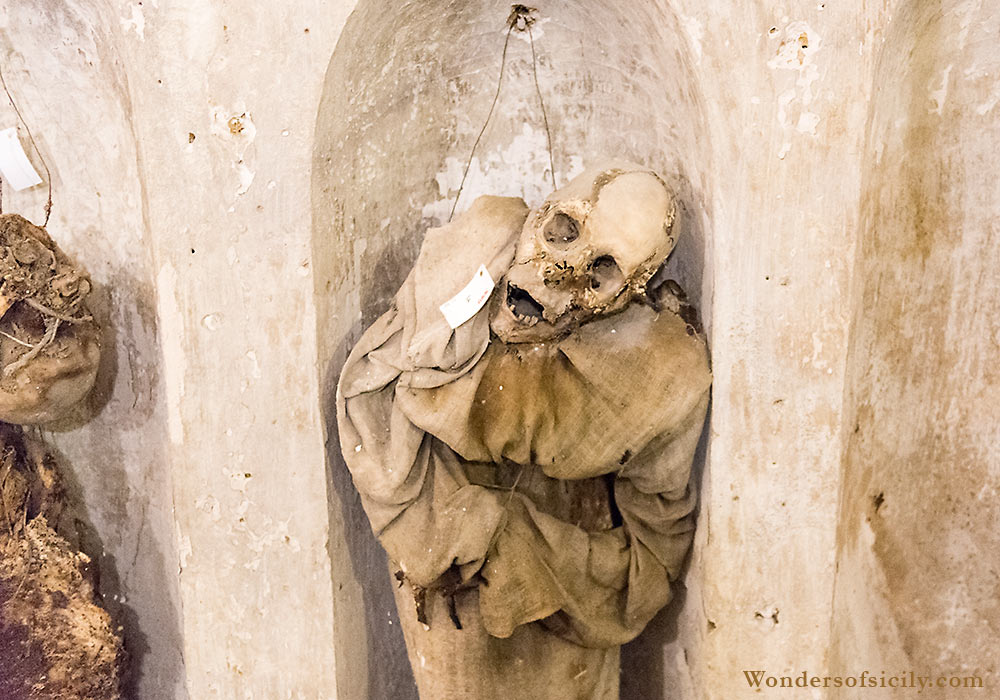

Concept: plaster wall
[[0, 3, 185, 696], [0, 0, 996, 699], [831, 2, 1000, 695], [1, 1, 353, 698], [660, 2, 885, 696]]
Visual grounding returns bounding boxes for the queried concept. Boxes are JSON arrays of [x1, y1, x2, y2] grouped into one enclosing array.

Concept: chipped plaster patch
[[928, 64, 953, 115], [245, 349, 262, 379], [156, 262, 186, 445], [975, 93, 998, 116], [120, 3, 145, 40], [211, 105, 257, 197], [424, 125, 584, 223], [201, 312, 222, 330], [681, 14, 704, 65], [510, 14, 552, 44], [768, 21, 824, 156], [767, 21, 823, 73], [235, 161, 255, 195], [176, 522, 192, 572], [777, 88, 797, 127], [195, 495, 222, 522], [797, 111, 820, 134], [226, 468, 252, 493]]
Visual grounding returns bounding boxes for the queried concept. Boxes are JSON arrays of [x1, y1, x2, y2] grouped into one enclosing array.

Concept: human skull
[[490, 161, 677, 343]]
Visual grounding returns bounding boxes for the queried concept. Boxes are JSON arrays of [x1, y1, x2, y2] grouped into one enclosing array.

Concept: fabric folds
[[337, 195, 711, 648]]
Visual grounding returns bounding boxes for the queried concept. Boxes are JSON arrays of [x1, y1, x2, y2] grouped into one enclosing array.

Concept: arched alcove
[[311, 2, 710, 697], [832, 0, 1000, 689], [7, 0, 999, 697]]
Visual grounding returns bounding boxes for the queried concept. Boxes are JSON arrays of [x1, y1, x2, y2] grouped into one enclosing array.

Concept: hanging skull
[[490, 161, 678, 343]]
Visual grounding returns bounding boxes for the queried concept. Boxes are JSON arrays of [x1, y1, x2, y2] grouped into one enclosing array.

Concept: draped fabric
[[337, 195, 711, 648]]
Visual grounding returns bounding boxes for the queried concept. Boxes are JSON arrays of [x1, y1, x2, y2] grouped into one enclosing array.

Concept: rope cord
[[449, 5, 558, 221]]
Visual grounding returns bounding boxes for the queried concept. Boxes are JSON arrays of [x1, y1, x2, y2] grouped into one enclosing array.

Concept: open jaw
[[506, 283, 544, 326], [490, 279, 576, 343]]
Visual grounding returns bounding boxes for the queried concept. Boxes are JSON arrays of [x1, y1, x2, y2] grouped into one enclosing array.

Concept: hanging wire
[[0, 63, 54, 226], [448, 18, 515, 222], [449, 4, 558, 221], [526, 21, 557, 193]]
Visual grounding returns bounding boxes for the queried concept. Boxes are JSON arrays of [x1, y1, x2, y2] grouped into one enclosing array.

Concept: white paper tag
[[0, 127, 42, 191], [439, 264, 496, 329]]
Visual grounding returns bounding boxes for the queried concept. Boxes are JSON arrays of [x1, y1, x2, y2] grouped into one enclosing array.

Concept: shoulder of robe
[[542, 303, 711, 474], [414, 195, 527, 296], [560, 302, 711, 396], [402, 196, 527, 372]]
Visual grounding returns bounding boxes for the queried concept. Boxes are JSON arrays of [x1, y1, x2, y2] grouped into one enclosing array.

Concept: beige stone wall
[[1, 1, 352, 698], [662, 3, 878, 696], [2, 0, 996, 698], [831, 2, 1000, 696]]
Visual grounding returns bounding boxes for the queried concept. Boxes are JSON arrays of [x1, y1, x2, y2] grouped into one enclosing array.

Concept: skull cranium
[[490, 161, 677, 343]]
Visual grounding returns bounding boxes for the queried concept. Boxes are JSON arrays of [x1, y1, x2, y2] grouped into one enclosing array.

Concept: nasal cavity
[[543, 213, 580, 247]]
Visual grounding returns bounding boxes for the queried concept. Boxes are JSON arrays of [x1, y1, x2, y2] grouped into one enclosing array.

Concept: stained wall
[[660, 2, 879, 696], [831, 2, 1000, 695], [0, 3, 185, 696], [0, 0, 996, 699], [1, 1, 353, 698]]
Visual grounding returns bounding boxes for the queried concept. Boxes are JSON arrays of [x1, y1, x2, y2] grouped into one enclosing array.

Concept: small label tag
[[0, 128, 42, 191], [439, 264, 496, 329]]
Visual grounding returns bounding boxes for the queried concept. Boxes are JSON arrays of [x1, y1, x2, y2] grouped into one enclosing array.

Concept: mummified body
[[0, 214, 100, 424], [0, 424, 124, 700], [338, 162, 711, 699], [0, 217, 117, 698]]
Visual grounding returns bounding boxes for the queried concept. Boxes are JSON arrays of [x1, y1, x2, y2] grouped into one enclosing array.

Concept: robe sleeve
[[336, 195, 524, 586], [476, 390, 708, 647]]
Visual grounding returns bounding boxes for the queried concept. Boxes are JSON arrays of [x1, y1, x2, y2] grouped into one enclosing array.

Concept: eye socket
[[589, 255, 623, 291], [543, 212, 580, 247]]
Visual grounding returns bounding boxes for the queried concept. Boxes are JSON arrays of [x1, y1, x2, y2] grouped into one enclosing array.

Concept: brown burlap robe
[[337, 196, 711, 698]]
